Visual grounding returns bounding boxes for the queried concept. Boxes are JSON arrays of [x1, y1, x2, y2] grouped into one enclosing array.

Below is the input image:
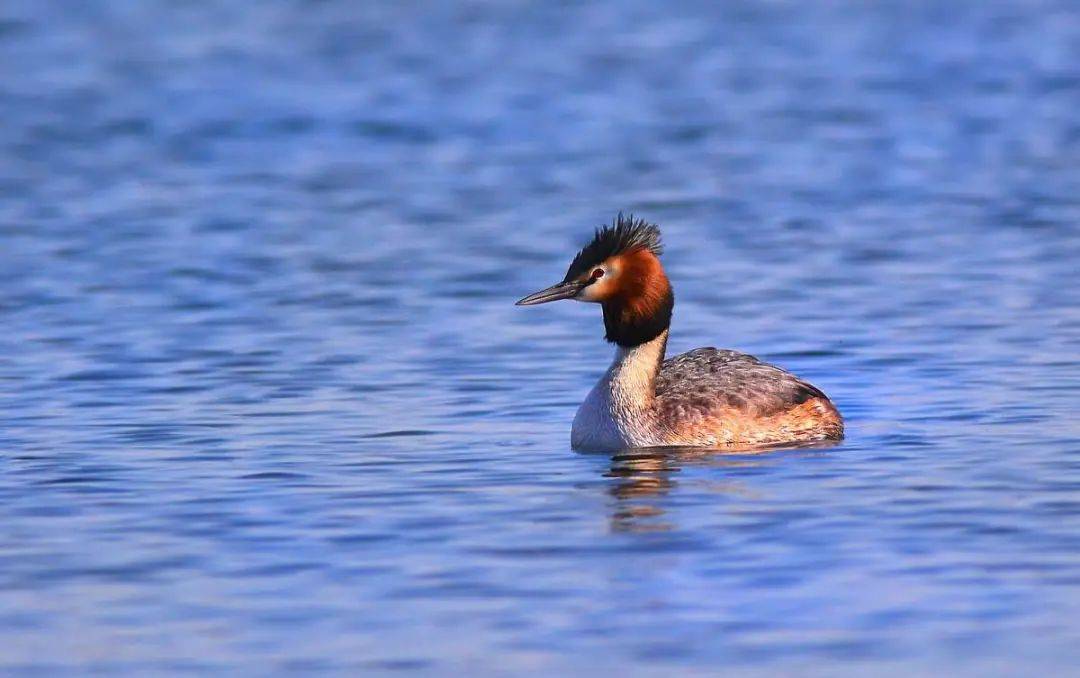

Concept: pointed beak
[[515, 280, 585, 306]]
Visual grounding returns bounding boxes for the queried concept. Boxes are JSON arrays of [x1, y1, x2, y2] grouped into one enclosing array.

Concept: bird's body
[[571, 331, 842, 451], [517, 215, 843, 452]]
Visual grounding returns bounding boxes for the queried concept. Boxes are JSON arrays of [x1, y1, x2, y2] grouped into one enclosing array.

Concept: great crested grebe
[[516, 214, 843, 452]]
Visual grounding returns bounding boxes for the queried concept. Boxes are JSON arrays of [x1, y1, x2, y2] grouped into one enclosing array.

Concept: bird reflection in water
[[599, 443, 837, 533]]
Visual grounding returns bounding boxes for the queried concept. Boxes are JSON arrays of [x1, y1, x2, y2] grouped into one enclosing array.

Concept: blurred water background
[[1, 0, 1078, 674]]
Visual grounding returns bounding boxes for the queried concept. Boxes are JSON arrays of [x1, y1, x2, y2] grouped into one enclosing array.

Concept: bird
[[515, 214, 843, 452]]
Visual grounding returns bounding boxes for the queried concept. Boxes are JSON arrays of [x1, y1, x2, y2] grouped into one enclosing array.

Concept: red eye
[[591, 269, 605, 280]]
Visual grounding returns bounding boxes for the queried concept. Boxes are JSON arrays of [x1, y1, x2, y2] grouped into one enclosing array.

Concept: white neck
[[571, 330, 669, 451], [604, 330, 668, 411]]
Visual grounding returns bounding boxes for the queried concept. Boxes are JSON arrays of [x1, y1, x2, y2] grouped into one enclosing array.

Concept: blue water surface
[[1, 0, 1078, 674]]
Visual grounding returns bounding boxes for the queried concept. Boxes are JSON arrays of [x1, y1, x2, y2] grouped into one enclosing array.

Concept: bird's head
[[516, 214, 674, 347]]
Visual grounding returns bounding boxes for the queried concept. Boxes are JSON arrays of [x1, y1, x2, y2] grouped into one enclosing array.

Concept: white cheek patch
[[574, 261, 621, 303], [576, 277, 611, 303]]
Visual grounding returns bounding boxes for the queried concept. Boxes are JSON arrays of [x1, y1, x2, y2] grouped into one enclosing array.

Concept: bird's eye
[[591, 269, 605, 280]]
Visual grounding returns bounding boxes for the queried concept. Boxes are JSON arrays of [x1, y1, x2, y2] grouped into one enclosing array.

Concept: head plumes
[[564, 214, 663, 282]]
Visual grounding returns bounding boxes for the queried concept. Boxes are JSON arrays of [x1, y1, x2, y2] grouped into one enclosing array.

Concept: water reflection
[[606, 450, 681, 532], [600, 443, 837, 532]]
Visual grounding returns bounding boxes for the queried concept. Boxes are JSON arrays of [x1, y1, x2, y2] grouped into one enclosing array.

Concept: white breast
[[571, 379, 624, 451]]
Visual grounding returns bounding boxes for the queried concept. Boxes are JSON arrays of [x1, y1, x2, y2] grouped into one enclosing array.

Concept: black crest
[[564, 213, 663, 281]]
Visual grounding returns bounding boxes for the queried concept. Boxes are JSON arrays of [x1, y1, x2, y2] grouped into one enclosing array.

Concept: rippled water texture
[[1, 1, 1078, 674]]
